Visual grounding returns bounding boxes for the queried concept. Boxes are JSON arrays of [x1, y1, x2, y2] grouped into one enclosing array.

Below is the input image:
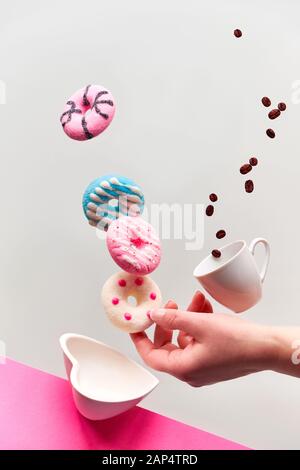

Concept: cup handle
[[249, 238, 270, 283]]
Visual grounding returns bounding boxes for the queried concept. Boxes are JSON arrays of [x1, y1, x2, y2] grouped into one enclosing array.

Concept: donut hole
[[130, 237, 146, 249], [127, 295, 137, 307], [85, 108, 92, 118]]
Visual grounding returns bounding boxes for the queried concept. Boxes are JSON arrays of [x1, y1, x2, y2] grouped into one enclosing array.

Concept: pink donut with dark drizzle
[[101, 271, 162, 333], [106, 216, 161, 275], [60, 84, 115, 141]]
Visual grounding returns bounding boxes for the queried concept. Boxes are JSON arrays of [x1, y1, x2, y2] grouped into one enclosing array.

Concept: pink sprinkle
[[135, 277, 144, 286], [118, 279, 126, 287], [150, 292, 156, 300], [124, 313, 132, 321], [112, 297, 119, 305]]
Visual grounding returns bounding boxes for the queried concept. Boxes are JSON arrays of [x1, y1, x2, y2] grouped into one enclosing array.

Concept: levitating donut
[[106, 216, 161, 275], [82, 175, 144, 230], [101, 271, 162, 332], [60, 84, 115, 141]]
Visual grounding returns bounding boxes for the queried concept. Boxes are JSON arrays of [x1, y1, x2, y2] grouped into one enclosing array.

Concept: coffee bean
[[268, 108, 281, 120], [249, 157, 258, 166], [240, 163, 252, 175], [216, 229, 226, 239], [266, 128, 275, 138], [209, 193, 218, 202], [234, 29, 242, 38], [206, 205, 214, 216], [261, 96, 271, 107], [212, 249, 221, 258], [245, 179, 254, 193], [278, 102, 286, 111]]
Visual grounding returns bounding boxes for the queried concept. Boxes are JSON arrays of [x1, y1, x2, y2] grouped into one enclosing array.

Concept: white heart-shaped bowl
[[59, 333, 159, 421]]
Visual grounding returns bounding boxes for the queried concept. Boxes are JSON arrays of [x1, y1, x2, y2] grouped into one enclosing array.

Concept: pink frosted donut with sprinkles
[[60, 84, 115, 141], [106, 216, 161, 275], [101, 271, 162, 332]]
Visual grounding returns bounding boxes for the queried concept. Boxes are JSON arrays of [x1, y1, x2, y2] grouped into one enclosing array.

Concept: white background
[[1, 0, 300, 449]]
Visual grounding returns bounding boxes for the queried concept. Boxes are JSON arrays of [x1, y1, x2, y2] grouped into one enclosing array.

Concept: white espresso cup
[[193, 238, 270, 313]]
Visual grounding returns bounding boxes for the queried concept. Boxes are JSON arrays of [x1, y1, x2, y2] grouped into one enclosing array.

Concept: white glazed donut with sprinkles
[[101, 271, 162, 333]]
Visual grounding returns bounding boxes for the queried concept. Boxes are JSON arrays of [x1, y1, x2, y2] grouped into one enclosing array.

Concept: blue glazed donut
[[82, 175, 145, 230]]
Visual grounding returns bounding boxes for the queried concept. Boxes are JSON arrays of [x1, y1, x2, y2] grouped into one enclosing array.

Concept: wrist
[[260, 326, 282, 372], [249, 325, 281, 372]]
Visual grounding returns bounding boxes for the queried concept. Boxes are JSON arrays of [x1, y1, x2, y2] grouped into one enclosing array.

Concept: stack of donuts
[[60, 84, 162, 333], [82, 175, 162, 333]]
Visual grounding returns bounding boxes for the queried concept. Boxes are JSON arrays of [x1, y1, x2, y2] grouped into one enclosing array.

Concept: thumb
[[150, 308, 204, 336]]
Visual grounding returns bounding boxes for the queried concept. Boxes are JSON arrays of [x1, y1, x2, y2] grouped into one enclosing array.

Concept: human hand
[[152, 291, 213, 354], [130, 291, 277, 386]]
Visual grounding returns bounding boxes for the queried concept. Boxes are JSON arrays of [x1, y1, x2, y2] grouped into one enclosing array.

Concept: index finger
[[154, 300, 178, 347]]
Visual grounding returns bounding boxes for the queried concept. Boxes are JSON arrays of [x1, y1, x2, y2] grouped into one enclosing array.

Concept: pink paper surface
[[0, 358, 248, 450]]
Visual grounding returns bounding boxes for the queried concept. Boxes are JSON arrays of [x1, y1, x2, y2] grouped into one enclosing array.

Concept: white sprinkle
[[100, 180, 111, 189], [87, 202, 98, 212], [90, 193, 102, 203]]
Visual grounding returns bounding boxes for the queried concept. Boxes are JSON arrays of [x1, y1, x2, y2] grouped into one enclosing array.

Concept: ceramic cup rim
[[193, 239, 247, 278]]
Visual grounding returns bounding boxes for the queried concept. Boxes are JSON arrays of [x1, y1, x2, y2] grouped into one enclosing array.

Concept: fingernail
[[150, 309, 165, 320]]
